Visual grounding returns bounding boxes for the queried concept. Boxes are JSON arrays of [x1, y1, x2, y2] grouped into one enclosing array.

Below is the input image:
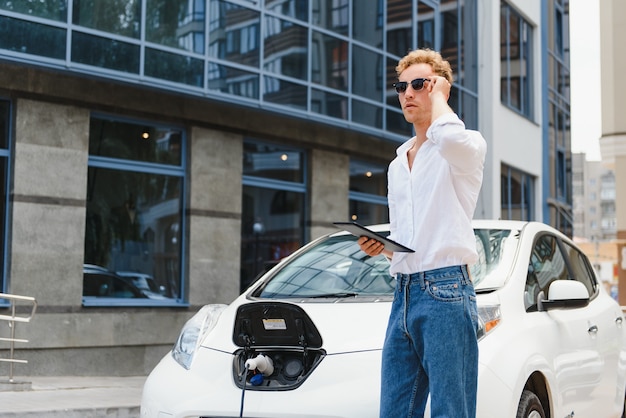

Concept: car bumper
[[141, 348, 383, 418]]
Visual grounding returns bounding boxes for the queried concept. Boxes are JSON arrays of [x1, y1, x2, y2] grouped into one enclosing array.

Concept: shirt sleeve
[[427, 113, 487, 174]]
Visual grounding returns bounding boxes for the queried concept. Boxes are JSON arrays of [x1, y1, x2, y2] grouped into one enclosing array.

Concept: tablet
[[333, 221, 415, 253]]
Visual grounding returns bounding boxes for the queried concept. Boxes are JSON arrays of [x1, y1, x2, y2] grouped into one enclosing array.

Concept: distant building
[[572, 153, 617, 241]]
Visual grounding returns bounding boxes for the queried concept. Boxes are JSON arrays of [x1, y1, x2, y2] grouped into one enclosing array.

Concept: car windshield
[[252, 227, 517, 299]]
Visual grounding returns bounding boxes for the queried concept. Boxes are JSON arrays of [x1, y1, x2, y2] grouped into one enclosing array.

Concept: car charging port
[[234, 347, 326, 390]]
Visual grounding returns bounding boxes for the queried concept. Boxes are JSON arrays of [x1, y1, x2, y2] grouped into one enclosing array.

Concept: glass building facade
[[0, 0, 572, 376], [0, 0, 479, 138]]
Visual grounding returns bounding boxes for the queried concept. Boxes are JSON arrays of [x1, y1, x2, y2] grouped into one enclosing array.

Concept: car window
[[525, 234, 588, 311], [561, 241, 598, 297], [254, 235, 395, 299], [471, 229, 512, 285]]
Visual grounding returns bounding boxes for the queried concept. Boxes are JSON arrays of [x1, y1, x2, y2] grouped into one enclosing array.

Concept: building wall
[[0, 60, 395, 376], [599, 0, 626, 305]]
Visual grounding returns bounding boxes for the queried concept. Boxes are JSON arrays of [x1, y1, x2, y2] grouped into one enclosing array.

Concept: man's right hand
[[357, 236, 386, 257]]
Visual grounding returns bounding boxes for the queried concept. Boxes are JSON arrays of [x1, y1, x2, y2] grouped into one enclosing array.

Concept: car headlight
[[476, 304, 501, 341], [172, 304, 227, 369]]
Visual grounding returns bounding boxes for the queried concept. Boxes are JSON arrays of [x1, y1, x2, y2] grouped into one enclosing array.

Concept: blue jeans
[[380, 265, 478, 418]]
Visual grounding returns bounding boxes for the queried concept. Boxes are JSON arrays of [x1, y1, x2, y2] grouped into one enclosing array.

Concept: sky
[[569, 0, 602, 161]]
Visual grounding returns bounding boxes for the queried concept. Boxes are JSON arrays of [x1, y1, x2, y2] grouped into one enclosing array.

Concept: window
[[241, 140, 307, 291], [349, 159, 388, 225], [0, 100, 10, 295], [525, 234, 597, 311], [83, 115, 186, 306], [500, 1, 533, 119], [501, 164, 535, 221]]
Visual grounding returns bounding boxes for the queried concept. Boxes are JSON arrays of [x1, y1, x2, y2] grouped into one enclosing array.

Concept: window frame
[[500, 1, 534, 120], [0, 98, 12, 299], [83, 113, 188, 307]]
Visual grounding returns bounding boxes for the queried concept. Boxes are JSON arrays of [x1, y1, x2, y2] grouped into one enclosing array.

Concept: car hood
[[201, 296, 391, 355]]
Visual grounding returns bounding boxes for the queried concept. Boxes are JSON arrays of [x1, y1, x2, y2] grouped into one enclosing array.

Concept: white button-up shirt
[[387, 113, 487, 276]]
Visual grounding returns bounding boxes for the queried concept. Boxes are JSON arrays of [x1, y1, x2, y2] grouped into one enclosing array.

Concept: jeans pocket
[[426, 280, 463, 302]]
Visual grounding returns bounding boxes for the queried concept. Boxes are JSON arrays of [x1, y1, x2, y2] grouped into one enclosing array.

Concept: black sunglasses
[[392, 78, 431, 94]]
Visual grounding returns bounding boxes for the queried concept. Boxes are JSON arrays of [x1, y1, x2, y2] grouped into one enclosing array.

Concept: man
[[358, 48, 486, 418]]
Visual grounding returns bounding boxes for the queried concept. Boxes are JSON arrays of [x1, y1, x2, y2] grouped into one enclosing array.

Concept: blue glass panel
[[207, 62, 259, 99], [352, 45, 382, 101], [386, 0, 411, 57], [352, 99, 382, 129], [311, 88, 347, 119], [265, 0, 308, 22], [264, 16, 307, 79], [84, 166, 183, 300], [353, 2, 382, 47], [311, 31, 347, 91], [311, 0, 348, 36], [145, 48, 204, 87], [73, 0, 140, 38], [263, 76, 307, 110], [208, 0, 260, 68], [243, 140, 304, 182], [0, 0, 67, 21], [89, 117, 183, 166], [0, 16, 66, 59], [146, 0, 205, 54], [71, 31, 139, 73], [386, 109, 412, 137]]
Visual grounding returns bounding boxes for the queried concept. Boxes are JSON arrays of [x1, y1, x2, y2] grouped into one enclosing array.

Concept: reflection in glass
[[386, 0, 411, 57], [350, 159, 387, 196], [441, 4, 459, 77], [241, 185, 305, 291], [146, 0, 205, 54], [72, 32, 140, 74], [208, 0, 260, 67], [145, 48, 204, 87], [263, 76, 307, 110], [265, 0, 308, 21], [243, 140, 303, 183], [264, 16, 307, 79], [353, 2, 383, 47], [386, 109, 412, 137], [84, 166, 182, 300], [0, 0, 67, 21], [255, 235, 393, 298], [207, 63, 259, 99], [89, 117, 182, 166], [352, 99, 382, 129], [418, 1, 435, 50], [311, 0, 348, 35], [352, 45, 382, 101], [311, 31, 347, 91], [311, 89, 347, 120], [349, 201, 389, 225], [0, 17, 66, 59], [73, 0, 140, 38]]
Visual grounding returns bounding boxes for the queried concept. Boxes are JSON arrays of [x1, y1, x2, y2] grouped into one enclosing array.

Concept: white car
[[140, 220, 626, 418]]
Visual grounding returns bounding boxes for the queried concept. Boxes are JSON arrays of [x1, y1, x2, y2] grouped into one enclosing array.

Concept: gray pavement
[[0, 376, 146, 418]]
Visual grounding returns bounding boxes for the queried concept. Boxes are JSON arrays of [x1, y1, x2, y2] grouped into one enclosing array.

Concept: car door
[[560, 239, 625, 416], [525, 234, 603, 417]]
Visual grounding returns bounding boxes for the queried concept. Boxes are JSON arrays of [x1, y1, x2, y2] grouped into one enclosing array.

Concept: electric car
[[140, 220, 626, 418]]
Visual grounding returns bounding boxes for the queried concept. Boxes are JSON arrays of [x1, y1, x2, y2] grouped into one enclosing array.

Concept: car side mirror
[[537, 280, 590, 312]]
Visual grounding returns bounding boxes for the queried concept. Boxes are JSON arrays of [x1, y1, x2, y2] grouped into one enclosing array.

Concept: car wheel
[[516, 390, 545, 418]]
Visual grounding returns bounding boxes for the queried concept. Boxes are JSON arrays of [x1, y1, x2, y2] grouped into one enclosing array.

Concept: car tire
[[516, 390, 546, 418]]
